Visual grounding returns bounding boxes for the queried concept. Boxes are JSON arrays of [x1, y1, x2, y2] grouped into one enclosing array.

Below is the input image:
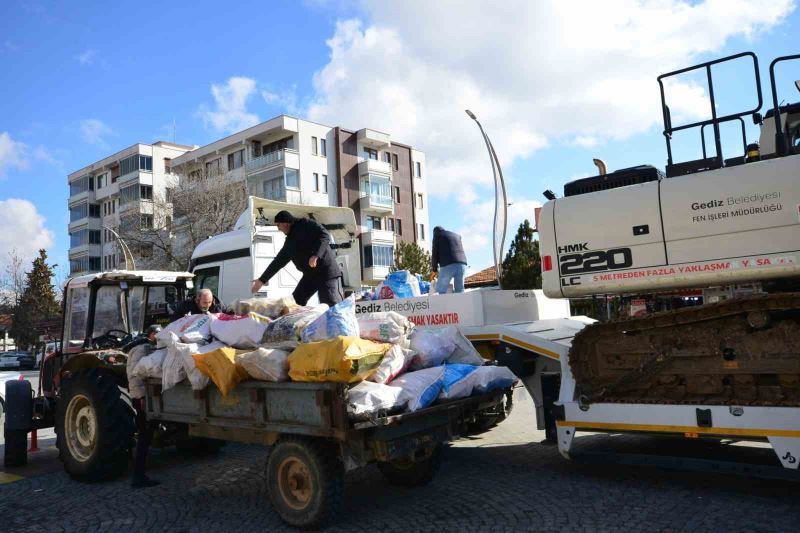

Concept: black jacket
[[170, 298, 226, 323], [259, 218, 341, 283], [431, 228, 467, 270]]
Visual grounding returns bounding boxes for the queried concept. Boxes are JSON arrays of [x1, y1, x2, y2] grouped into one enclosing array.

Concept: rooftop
[[465, 266, 498, 288]]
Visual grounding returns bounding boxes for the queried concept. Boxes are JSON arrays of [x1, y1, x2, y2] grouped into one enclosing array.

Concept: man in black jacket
[[431, 226, 468, 294], [169, 288, 225, 323], [251, 210, 343, 306]]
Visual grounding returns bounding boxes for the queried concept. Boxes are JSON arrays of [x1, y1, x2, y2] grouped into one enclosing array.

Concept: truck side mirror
[[752, 112, 763, 125]]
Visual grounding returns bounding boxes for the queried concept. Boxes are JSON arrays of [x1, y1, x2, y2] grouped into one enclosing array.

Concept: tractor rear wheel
[[55, 369, 135, 481]]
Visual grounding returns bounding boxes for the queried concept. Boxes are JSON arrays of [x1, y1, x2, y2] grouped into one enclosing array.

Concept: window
[[70, 203, 88, 222], [120, 183, 139, 205], [120, 154, 152, 176], [367, 216, 382, 230], [205, 158, 221, 176], [320, 138, 327, 157], [311, 136, 318, 156], [322, 174, 328, 193], [163, 158, 171, 174], [140, 155, 152, 171], [89, 230, 101, 244], [141, 214, 154, 229], [165, 188, 174, 203], [387, 218, 395, 232], [111, 164, 120, 183], [313, 173, 320, 192], [392, 153, 399, 170], [227, 149, 244, 170], [364, 147, 378, 160], [89, 257, 101, 271], [418, 223, 426, 241], [393, 186, 400, 203], [89, 204, 101, 218], [285, 168, 299, 189], [193, 266, 220, 297], [188, 169, 202, 181], [140, 185, 153, 200], [69, 175, 93, 196], [251, 141, 261, 158], [383, 152, 391, 163], [416, 193, 424, 209], [264, 136, 294, 155], [416, 161, 422, 177], [262, 177, 285, 201], [363, 174, 392, 206], [96, 173, 107, 189], [363, 245, 394, 268], [70, 230, 85, 247], [139, 243, 153, 258], [397, 219, 402, 236]]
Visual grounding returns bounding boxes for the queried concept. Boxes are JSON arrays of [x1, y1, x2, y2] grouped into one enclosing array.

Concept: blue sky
[[1, 0, 798, 278]]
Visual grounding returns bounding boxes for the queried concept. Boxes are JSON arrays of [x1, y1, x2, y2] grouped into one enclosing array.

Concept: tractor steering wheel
[[92, 329, 132, 350]]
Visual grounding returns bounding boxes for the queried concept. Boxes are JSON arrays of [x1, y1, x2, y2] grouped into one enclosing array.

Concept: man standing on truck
[[250, 210, 343, 306], [170, 288, 225, 322], [431, 226, 468, 294], [126, 324, 162, 488]]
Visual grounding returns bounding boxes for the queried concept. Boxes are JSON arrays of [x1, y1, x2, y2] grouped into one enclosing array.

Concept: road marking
[[557, 420, 800, 438], [0, 472, 24, 484]]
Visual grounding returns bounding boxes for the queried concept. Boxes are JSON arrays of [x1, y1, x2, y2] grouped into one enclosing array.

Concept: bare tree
[[117, 166, 247, 271], [0, 249, 26, 310]]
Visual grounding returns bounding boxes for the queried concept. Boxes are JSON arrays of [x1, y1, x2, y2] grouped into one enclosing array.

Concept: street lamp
[[102, 225, 137, 271], [465, 109, 508, 287]]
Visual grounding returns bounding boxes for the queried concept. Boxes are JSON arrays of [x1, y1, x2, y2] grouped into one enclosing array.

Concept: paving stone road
[[1, 387, 798, 532]]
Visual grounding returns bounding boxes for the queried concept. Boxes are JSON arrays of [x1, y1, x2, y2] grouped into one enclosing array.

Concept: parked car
[[0, 372, 23, 418], [0, 351, 35, 371]]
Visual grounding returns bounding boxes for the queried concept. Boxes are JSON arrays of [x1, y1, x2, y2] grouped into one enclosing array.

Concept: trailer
[[144, 377, 512, 528]]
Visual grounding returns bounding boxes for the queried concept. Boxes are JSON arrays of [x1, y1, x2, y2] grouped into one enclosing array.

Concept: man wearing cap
[[251, 210, 343, 306], [125, 324, 162, 488]]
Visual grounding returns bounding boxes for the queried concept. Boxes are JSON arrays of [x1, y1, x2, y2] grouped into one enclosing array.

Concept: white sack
[[391, 366, 446, 412], [409, 329, 456, 369], [210, 313, 271, 348], [234, 295, 295, 318], [162, 342, 189, 391], [157, 313, 214, 346], [347, 380, 405, 418], [471, 366, 518, 393], [440, 326, 485, 366], [132, 348, 167, 379], [357, 311, 414, 344], [367, 344, 412, 384], [439, 364, 480, 400], [235, 347, 290, 382], [300, 296, 359, 343]]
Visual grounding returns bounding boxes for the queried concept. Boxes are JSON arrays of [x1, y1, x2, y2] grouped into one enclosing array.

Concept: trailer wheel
[[378, 445, 442, 487], [3, 428, 28, 467], [266, 436, 343, 529], [55, 369, 135, 481]]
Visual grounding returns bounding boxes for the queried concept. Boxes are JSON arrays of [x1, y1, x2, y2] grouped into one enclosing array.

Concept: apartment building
[[169, 115, 430, 285], [67, 141, 194, 275]]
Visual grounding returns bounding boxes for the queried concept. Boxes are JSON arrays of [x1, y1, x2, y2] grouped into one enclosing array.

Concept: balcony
[[360, 193, 393, 214], [69, 244, 101, 258], [358, 159, 392, 176], [357, 128, 391, 149], [245, 149, 299, 176], [68, 217, 101, 232], [363, 265, 391, 283], [361, 228, 395, 246]]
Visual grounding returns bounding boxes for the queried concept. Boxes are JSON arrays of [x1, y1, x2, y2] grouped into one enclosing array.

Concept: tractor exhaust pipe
[[593, 158, 607, 175]]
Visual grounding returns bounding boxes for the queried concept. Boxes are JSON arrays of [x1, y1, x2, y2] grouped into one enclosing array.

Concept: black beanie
[[274, 210, 295, 224]]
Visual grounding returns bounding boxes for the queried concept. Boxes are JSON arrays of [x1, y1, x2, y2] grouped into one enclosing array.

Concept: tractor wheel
[[377, 445, 442, 487], [266, 436, 343, 529], [55, 369, 135, 481]]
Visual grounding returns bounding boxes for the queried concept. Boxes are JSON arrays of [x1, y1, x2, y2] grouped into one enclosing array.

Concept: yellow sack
[[192, 347, 250, 396], [288, 336, 391, 383]]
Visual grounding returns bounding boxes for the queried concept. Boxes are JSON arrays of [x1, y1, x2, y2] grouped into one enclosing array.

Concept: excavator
[[538, 52, 800, 407]]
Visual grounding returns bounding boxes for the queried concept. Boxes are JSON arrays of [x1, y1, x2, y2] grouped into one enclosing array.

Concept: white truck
[[190, 51, 800, 474]]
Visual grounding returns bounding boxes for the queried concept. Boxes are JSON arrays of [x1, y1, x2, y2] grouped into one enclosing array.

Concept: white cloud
[[200, 77, 260, 133], [75, 49, 97, 66], [79, 119, 114, 145], [308, 0, 794, 202], [0, 199, 55, 271], [0, 132, 29, 178]]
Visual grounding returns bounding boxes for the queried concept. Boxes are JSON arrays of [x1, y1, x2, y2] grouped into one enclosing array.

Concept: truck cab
[[190, 197, 360, 306]]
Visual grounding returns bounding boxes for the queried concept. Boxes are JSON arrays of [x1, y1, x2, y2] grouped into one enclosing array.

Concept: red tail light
[[543, 255, 553, 272]]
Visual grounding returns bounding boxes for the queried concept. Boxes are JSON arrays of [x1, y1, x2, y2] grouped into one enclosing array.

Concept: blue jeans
[[436, 263, 466, 294]]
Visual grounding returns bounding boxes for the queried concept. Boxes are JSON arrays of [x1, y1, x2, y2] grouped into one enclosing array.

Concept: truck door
[[552, 181, 666, 297]]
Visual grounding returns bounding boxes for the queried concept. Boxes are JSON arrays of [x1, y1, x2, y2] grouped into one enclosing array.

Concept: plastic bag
[[392, 366, 446, 412], [408, 329, 456, 369], [347, 380, 405, 419], [301, 296, 359, 343], [162, 342, 189, 391], [132, 348, 167, 379], [416, 274, 431, 295], [211, 312, 272, 348], [235, 347, 290, 382], [440, 326, 485, 366], [234, 295, 296, 318], [367, 344, 412, 384], [262, 305, 328, 343], [439, 364, 479, 400], [357, 311, 414, 344], [377, 283, 394, 300], [288, 336, 391, 383], [471, 365, 518, 393], [181, 340, 227, 390], [384, 270, 421, 299], [192, 347, 250, 396]]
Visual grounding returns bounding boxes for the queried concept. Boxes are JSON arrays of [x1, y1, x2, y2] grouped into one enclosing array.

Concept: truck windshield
[[92, 285, 129, 337]]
